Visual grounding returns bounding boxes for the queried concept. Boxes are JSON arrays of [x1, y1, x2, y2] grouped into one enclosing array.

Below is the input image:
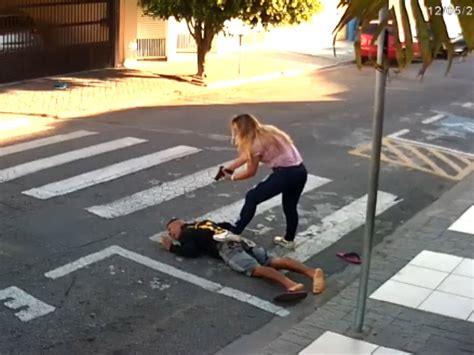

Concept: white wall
[[262, 0, 343, 54]]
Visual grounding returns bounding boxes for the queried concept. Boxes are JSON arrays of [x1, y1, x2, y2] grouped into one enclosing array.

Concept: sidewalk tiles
[[369, 203, 474, 322], [299, 331, 410, 355], [370, 250, 474, 322], [258, 174, 474, 355], [448, 205, 474, 235]]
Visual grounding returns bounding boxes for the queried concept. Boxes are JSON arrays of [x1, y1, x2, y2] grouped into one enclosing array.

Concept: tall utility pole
[[354, 3, 389, 332]]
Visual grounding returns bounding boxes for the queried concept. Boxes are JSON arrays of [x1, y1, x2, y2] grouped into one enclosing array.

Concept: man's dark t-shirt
[[169, 221, 224, 259]]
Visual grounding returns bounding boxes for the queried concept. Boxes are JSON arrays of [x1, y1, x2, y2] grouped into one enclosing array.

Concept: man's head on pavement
[[166, 218, 185, 240]]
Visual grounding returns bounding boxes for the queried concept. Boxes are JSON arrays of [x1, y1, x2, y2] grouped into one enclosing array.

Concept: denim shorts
[[218, 241, 272, 276]]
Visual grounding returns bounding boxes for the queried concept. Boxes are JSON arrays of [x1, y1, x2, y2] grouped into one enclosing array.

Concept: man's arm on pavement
[[169, 232, 202, 258]]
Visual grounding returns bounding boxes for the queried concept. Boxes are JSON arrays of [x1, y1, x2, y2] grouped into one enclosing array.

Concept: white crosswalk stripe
[[149, 174, 331, 242], [0, 137, 146, 183], [0, 130, 97, 158], [286, 191, 400, 262], [22, 145, 201, 199], [201, 175, 331, 222], [86, 160, 234, 219]]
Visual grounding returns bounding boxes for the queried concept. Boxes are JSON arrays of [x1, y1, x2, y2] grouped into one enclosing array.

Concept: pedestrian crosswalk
[[1, 128, 401, 263], [86, 159, 235, 219], [22, 145, 201, 200], [0, 137, 146, 183], [0, 128, 405, 321], [148, 174, 332, 243]]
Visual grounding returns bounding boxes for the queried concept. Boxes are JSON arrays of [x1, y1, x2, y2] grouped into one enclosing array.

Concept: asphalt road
[[1, 57, 473, 354]]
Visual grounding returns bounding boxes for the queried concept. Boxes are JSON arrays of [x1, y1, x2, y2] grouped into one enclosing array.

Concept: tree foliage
[[242, 0, 321, 27], [333, 0, 473, 75], [139, 0, 322, 78]]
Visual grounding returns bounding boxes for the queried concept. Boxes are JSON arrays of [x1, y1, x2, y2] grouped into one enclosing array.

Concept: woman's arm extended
[[231, 154, 259, 181], [225, 154, 247, 172]]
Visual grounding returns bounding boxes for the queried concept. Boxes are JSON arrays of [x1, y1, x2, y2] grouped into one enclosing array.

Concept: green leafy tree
[[334, 0, 473, 75], [139, 0, 321, 78]]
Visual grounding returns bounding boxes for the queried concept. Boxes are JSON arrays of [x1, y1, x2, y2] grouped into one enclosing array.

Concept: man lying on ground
[[160, 218, 326, 300]]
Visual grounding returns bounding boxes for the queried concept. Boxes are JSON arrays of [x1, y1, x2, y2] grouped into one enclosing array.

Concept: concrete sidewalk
[[255, 173, 474, 354], [0, 42, 354, 126], [129, 42, 355, 88]]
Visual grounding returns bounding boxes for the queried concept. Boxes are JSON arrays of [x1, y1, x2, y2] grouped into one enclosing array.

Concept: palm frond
[[335, 0, 473, 74]]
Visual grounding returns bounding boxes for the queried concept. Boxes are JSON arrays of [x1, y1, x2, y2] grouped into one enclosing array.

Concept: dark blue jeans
[[222, 164, 307, 241]]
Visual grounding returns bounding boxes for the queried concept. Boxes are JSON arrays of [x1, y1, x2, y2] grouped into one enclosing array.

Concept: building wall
[[118, 0, 138, 66], [121, 0, 342, 62], [136, 9, 167, 58], [119, 0, 463, 65]]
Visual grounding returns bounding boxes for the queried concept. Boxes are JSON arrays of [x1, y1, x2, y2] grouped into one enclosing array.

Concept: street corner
[[0, 114, 58, 143]]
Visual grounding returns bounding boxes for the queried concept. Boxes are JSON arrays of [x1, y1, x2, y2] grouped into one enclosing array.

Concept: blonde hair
[[231, 114, 293, 158]]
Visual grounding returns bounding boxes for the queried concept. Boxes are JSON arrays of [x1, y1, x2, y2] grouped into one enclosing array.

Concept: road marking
[[23, 145, 201, 199], [285, 191, 400, 263], [0, 130, 97, 158], [351, 132, 474, 180], [201, 175, 331, 221], [422, 114, 445, 125], [45, 245, 289, 317], [0, 137, 147, 183], [434, 113, 474, 134], [389, 134, 474, 160], [149, 174, 332, 243], [0, 286, 55, 322], [387, 129, 410, 139], [451, 102, 474, 109], [86, 161, 234, 219]]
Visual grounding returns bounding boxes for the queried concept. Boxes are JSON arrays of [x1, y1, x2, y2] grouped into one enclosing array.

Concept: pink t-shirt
[[253, 136, 303, 168]]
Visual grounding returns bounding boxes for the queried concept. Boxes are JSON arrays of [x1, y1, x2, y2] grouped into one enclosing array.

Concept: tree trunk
[[197, 45, 207, 78], [194, 24, 215, 79]]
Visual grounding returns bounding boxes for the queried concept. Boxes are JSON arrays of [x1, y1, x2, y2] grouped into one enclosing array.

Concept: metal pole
[[354, 4, 389, 332], [238, 34, 243, 75]]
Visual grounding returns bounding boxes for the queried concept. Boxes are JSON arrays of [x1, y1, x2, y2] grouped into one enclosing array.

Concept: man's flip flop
[[337, 252, 361, 264], [273, 291, 307, 303]]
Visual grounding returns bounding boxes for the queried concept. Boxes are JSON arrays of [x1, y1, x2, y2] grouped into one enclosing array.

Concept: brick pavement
[[0, 69, 198, 121], [258, 173, 474, 355], [0, 42, 354, 122]]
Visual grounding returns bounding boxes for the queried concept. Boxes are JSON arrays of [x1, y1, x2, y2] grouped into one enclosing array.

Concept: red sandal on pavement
[[336, 252, 361, 264]]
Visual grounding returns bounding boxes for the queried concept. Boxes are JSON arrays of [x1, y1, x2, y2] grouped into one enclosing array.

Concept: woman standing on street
[[217, 114, 307, 250]]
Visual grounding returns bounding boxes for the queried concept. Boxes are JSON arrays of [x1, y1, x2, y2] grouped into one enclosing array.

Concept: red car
[[360, 20, 421, 62]]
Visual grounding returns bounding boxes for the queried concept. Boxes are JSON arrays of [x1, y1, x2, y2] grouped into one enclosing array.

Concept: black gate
[[0, 0, 118, 83]]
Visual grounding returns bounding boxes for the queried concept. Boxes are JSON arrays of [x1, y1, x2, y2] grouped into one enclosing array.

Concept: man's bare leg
[[251, 265, 304, 292], [270, 257, 315, 278], [270, 258, 326, 294]]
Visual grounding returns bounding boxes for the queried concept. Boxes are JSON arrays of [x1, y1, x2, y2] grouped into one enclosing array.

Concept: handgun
[[214, 166, 234, 181]]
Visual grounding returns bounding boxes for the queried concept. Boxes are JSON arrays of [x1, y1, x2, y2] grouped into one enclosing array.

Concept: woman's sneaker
[[213, 231, 242, 243], [217, 222, 240, 235], [273, 236, 295, 250]]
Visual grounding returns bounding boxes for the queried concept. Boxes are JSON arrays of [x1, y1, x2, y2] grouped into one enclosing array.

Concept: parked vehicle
[[0, 11, 43, 53], [437, 35, 468, 59], [359, 20, 422, 62]]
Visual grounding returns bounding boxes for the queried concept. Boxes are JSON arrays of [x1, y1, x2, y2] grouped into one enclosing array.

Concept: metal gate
[[136, 11, 166, 59], [0, 0, 118, 83]]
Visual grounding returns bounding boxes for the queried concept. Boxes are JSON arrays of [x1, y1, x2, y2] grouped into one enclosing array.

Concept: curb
[[206, 59, 354, 90], [0, 59, 355, 123]]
